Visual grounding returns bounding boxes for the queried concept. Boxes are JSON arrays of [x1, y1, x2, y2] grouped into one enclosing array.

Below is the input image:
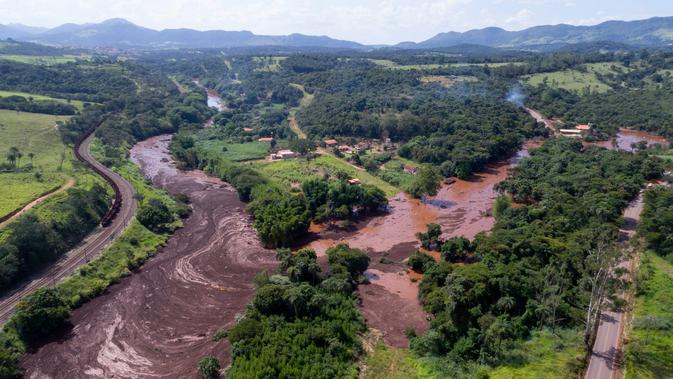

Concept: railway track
[[0, 129, 137, 324]]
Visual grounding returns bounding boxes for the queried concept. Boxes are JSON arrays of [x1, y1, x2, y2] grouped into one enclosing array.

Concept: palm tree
[[28, 152, 34, 166]]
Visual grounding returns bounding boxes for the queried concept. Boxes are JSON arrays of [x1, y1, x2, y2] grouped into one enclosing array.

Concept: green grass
[[585, 62, 632, 75], [522, 69, 612, 93], [253, 56, 287, 72], [0, 54, 84, 65], [624, 252, 673, 379], [0, 90, 90, 110], [487, 329, 586, 379], [361, 343, 440, 379], [375, 157, 417, 190], [247, 154, 399, 197], [369, 59, 524, 70], [58, 219, 168, 306], [0, 110, 71, 216], [195, 140, 271, 162]]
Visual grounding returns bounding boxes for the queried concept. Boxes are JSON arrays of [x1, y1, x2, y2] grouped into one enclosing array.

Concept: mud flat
[[587, 128, 669, 151], [307, 140, 541, 347], [21, 135, 275, 378]]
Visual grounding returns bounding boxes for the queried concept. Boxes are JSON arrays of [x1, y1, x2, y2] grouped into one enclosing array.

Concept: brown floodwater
[[306, 140, 543, 347], [587, 128, 669, 151], [21, 135, 275, 378]]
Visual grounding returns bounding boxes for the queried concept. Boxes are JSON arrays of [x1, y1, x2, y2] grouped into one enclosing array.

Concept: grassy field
[[0, 54, 84, 65], [370, 59, 524, 70], [0, 110, 72, 216], [0, 90, 89, 110], [522, 69, 612, 93], [195, 140, 271, 162], [361, 343, 440, 379], [247, 154, 399, 196], [624, 252, 673, 378], [376, 157, 417, 190], [253, 56, 287, 72], [487, 329, 585, 379]]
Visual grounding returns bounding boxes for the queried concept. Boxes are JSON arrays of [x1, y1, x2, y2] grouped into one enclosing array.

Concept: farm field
[[0, 110, 71, 216], [0, 90, 89, 110], [624, 252, 673, 378], [247, 153, 399, 196], [369, 59, 524, 70], [0, 54, 85, 65], [194, 140, 272, 162], [522, 68, 612, 93], [253, 56, 287, 72]]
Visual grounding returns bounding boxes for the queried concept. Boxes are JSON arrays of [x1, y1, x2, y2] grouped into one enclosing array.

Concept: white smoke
[[506, 84, 525, 108]]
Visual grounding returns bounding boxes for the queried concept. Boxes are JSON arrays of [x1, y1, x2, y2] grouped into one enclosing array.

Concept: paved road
[[0, 132, 137, 324], [585, 193, 644, 379]]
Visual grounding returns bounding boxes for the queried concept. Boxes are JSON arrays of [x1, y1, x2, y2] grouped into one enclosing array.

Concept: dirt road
[[525, 107, 560, 136], [21, 135, 275, 378], [0, 177, 75, 229], [585, 193, 644, 379], [0, 133, 137, 325]]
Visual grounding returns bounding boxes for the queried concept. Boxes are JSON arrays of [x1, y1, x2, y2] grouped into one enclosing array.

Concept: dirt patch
[[586, 128, 669, 151], [21, 135, 276, 378]]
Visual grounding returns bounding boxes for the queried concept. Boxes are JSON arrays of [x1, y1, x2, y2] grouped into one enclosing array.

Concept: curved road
[[0, 132, 137, 324]]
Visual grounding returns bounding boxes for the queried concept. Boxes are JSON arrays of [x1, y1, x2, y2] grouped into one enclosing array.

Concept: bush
[[408, 251, 436, 273], [198, 356, 221, 379], [9, 288, 69, 344], [137, 198, 174, 232]]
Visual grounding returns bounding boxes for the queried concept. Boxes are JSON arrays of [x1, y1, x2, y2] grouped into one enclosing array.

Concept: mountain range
[[1, 16, 672, 50]]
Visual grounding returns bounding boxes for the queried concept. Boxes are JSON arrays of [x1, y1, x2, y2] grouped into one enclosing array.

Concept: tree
[[137, 198, 174, 232], [27, 152, 34, 166], [408, 165, 442, 198], [10, 288, 70, 344], [582, 241, 625, 348], [5, 147, 19, 168], [198, 356, 220, 379], [277, 248, 321, 284], [416, 223, 443, 250], [326, 244, 370, 279]]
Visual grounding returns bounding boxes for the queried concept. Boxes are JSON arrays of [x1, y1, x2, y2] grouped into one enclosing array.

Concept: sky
[[1, 0, 672, 45]]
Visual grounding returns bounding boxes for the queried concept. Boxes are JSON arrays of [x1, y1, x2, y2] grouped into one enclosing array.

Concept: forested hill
[[401, 16, 673, 49]]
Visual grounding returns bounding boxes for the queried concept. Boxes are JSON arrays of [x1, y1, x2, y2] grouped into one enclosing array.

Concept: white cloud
[[0, 0, 670, 44], [505, 8, 533, 27]]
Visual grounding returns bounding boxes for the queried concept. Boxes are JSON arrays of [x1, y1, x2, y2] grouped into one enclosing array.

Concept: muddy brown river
[[21, 119, 669, 376], [22, 135, 275, 378]]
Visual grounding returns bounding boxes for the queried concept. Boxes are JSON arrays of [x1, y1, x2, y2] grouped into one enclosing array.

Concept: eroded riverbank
[[21, 135, 275, 378]]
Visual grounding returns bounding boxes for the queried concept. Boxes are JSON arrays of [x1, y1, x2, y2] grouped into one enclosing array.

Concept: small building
[[243, 127, 254, 132], [355, 141, 371, 152], [575, 124, 592, 131], [559, 129, 583, 138], [337, 145, 353, 152], [348, 178, 361, 185], [258, 137, 274, 142], [403, 164, 418, 175], [276, 150, 298, 159], [324, 139, 338, 147]]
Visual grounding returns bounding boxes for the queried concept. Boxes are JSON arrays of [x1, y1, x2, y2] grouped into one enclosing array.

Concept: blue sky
[[2, 0, 672, 44]]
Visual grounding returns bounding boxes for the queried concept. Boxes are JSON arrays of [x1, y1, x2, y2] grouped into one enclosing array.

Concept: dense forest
[[409, 139, 662, 372], [640, 187, 673, 260], [227, 244, 369, 378]]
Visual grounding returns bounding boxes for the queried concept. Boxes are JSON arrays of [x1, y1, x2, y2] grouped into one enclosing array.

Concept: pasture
[[0, 110, 71, 216], [0, 90, 89, 110]]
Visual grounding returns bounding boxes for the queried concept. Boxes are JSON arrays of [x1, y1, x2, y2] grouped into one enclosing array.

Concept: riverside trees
[[411, 139, 662, 366]]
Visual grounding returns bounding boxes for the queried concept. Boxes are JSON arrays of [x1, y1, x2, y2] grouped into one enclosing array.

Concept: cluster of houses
[[559, 123, 592, 138], [324, 138, 394, 155]]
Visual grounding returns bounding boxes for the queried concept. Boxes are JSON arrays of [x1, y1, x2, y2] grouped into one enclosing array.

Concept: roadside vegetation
[[407, 139, 661, 376]]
